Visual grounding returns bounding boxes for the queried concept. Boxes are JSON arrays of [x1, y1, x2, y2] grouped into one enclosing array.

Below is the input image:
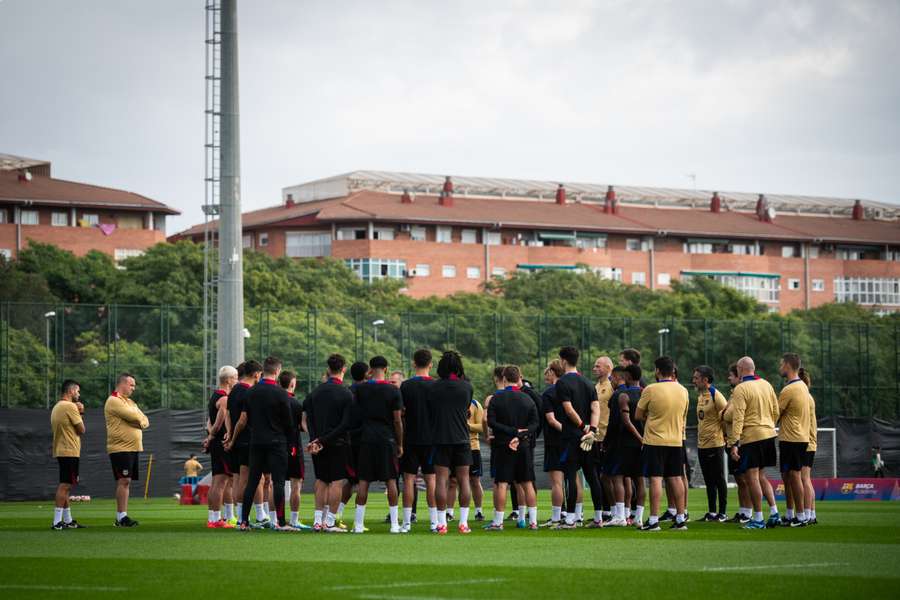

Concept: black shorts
[[234, 444, 251, 468], [58, 457, 79, 485], [543, 445, 565, 472], [491, 444, 535, 484], [110, 451, 140, 481], [312, 444, 351, 483], [358, 442, 399, 482], [400, 444, 436, 475], [286, 445, 305, 480], [225, 446, 241, 475], [604, 445, 625, 476], [682, 444, 689, 467], [210, 439, 231, 476], [727, 448, 744, 476], [779, 441, 807, 473], [348, 442, 361, 484], [620, 445, 642, 478], [433, 444, 472, 469], [739, 437, 777, 471], [641, 445, 682, 478], [249, 443, 288, 481], [803, 450, 815, 468], [470, 449, 483, 477]]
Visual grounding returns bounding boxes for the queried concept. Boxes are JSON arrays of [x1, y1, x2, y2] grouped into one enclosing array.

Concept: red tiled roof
[[171, 190, 900, 246], [0, 170, 179, 214]]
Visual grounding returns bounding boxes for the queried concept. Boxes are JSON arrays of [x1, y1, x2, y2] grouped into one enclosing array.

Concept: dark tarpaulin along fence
[[2, 408, 899, 501], [2, 302, 899, 419]]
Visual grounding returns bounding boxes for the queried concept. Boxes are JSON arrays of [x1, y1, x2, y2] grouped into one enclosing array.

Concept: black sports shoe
[[445, 512, 455, 522], [683, 511, 690, 523], [51, 521, 66, 530], [729, 512, 744, 523], [716, 513, 728, 522], [474, 512, 485, 521], [410, 513, 418, 523], [507, 511, 519, 521], [789, 517, 808, 528], [700, 512, 718, 522], [384, 514, 391, 523], [602, 513, 613, 523], [65, 520, 86, 529], [670, 520, 688, 531], [639, 520, 661, 532], [809, 517, 818, 525], [115, 516, 139, 527], [659, 512, 675, 522], [780, 516, 793, 527]]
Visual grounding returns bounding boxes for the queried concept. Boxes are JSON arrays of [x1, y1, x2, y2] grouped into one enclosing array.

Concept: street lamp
[[657, 327, 669, 358], [44, 311, 56, 409], [372, 319, 385, 344]]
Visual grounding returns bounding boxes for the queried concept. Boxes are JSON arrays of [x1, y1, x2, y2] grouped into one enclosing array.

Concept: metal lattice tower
[[202, 0, 222, 394]]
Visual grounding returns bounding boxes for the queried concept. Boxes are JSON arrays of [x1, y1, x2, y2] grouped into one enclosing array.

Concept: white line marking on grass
[[702, 562, 849, 572], [330, 578, 507, 591], [357, 595, 476, 600], [0, 584, 129, 592]]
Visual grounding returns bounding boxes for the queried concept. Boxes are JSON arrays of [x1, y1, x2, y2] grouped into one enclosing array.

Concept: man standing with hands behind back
[[50, 379, 86, 530], [105, 373, 149, 527]]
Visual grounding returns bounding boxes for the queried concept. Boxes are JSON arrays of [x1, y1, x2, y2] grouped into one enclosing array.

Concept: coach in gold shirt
[[592, 356, 614, 518], [635, 356, 689, 531], [50, 379, 86, 530], [727, 356, 779, 529], [105, 372, 149, 528], [692, 366, 728, 521], [777, 353, 811, 527]]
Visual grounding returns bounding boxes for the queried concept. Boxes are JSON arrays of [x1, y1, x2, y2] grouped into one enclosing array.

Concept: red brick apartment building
[[171, 171, 900, 313], [0, 153, 178, 261]]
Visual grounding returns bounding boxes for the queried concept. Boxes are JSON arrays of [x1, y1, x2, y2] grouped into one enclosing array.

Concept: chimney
[[439, 176, 454, 207], [604, 185, 618, 214], [401, 189, 414, 204], [710, 191, 721, 213], [852, 199, 864, 220], [555, 184, 566, 205], [756, 194, 770, 221], [285, 193, 295, 208]]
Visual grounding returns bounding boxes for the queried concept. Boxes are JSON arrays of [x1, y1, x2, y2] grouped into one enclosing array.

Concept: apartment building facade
[[171, 171, 900, 313]]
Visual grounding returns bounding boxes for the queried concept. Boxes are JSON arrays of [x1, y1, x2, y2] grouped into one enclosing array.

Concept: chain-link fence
[[2, 302, 898, 419]]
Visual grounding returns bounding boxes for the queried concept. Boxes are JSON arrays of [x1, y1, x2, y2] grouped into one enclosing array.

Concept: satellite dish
[[766, 206, 776, 221]]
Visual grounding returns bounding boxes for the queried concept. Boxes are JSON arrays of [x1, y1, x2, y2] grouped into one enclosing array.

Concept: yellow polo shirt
[[637, 381, 689, 447], [105, 392, 149, 453], [727, 378, 779, 445], [50, 400, 83, 458], [696, 388, 728, 449], [778, 380, 810, 443]]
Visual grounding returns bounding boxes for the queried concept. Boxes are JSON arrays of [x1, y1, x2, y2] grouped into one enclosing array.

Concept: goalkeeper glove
[[579, 432, 595, 452]]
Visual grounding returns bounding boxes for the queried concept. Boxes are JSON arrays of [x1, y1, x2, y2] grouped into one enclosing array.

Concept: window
[[484, 231, 502, 246], [436, 226, 452, 243], [834, 277, 900, 306], [626, 238, 642, 251], [414, 264, 430, 277], [595, 267, 623, 282], [657, 272, 671, 286], [729, 242, 758, 255], [461, 229, 478, 244], [491, 267, 506, 277], [682, 272, 780, 304], [286, 231, 330, 257], [373, 228, 394, 240], [258, 232, 269, 247], [686, 242, 713, 254], [788, 278, 801, 290], [0, 209, 7, 223], [117, 214, 142, 230], [576, 234, 607, 249], [782, 245, 798, 258], [337, 227, 366, 240], [82, 213, 99, 226], [631, 271, 646, 285], [807, 245, 820, 259], [812, 279, 825, 292], [466, 266, 481, 279], [242, 234, 253, 249], [410, 226, 426, 241], [442, 265, 456, 278], [19, 209, 38, 225], [345, 258, 407, 282], [114, 248, 144, 262], [51, 212, 68, 227]]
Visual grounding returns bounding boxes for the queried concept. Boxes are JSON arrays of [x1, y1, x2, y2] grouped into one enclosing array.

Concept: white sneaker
[[389, 525, 401, 533], [400, 524, 411, 533], [351, 526, 365, 533], [325, 525, 347, 533], [608, 518, 628, 527]]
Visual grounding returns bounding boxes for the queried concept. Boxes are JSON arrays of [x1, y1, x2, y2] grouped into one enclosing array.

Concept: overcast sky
[[2, 0, 899, 233]]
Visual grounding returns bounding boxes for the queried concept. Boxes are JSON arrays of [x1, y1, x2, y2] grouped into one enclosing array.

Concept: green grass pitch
[[1, 490, 898, 599]]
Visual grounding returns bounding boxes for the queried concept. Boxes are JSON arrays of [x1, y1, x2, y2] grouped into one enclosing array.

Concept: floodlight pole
[[217, 0, 244, 368]]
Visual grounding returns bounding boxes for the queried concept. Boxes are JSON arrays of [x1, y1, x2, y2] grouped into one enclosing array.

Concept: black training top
[[355, 380, 403, 445], [555, 371, 597, 442], [487, 387, 540, 447], [605, 386, 625, 447], [427, 376, 473, 445], [287, 393, 303, 449], [347, 382, 365, 446], [303, 377, 353, 447], [521, 384, 543, 441], [244, 378, 292, 446], [541, 384, 561, 447], [228, 382, 252, 447], [619, 386, 645, 448], [207, 389, 228, 441], [400, 376, 434, 445]]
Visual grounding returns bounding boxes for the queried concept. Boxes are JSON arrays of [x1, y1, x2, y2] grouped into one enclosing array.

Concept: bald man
[[727, 357, 781, 529], [592, 356, 615, 523]]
